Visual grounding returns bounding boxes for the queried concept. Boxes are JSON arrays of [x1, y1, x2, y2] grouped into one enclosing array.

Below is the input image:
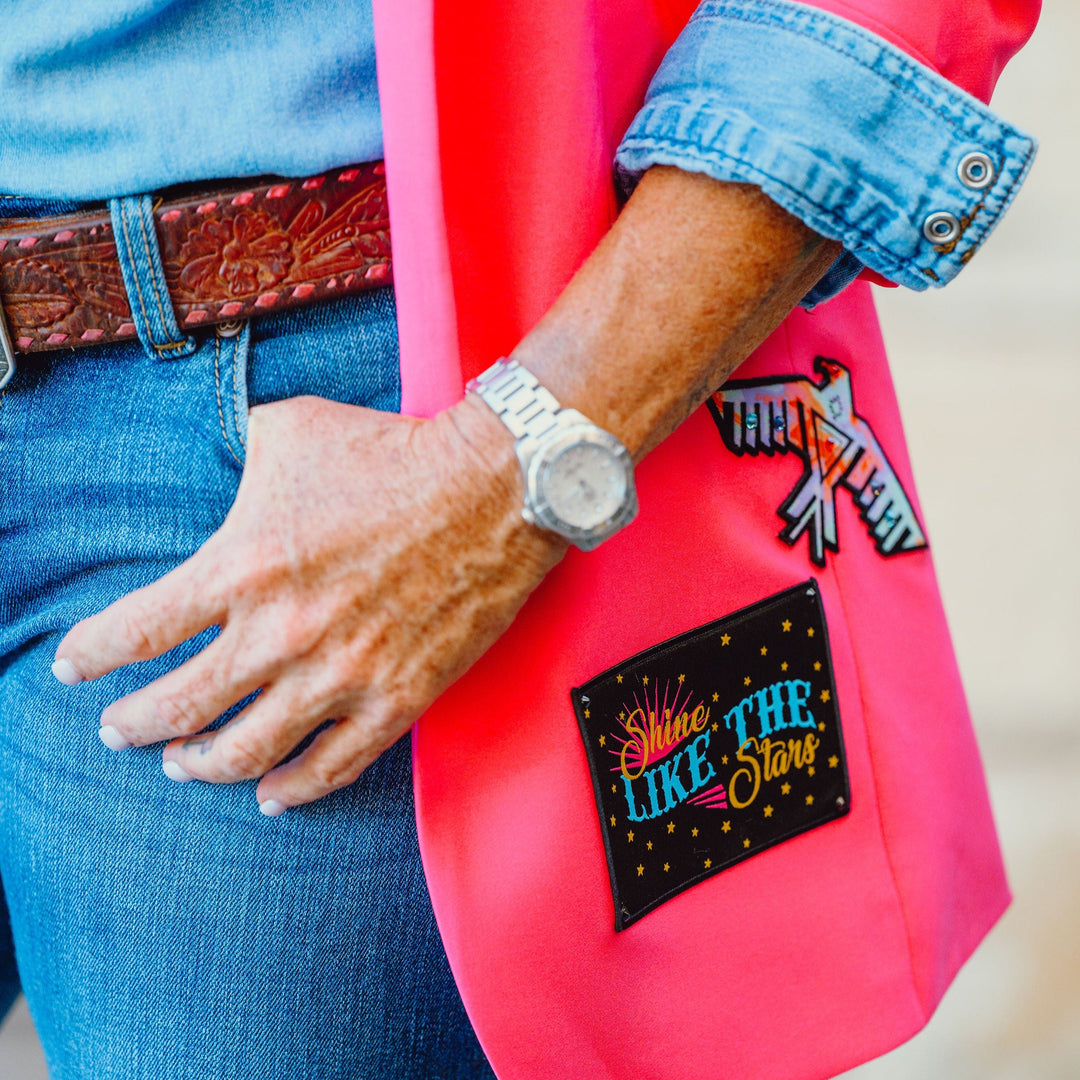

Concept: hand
[[53, 394, 565, 812]]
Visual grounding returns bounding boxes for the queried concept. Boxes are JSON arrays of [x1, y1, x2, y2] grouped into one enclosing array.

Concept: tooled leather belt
[[0, 160, 391, 388]]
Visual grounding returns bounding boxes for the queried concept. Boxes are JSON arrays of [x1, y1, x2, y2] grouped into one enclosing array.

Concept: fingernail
[[98, 725, 130, 752], [258, 799, 286, 818], [163, 760, 194, 783], [52, 658, 83, 686]]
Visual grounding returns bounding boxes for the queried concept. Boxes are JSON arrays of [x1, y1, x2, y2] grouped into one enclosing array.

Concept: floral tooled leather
[[178, 211, 295, 300], [0, 161, 391, 354]]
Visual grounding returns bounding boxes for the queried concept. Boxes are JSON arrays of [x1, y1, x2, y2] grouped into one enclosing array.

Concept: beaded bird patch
[[708, 357, 927, 566]]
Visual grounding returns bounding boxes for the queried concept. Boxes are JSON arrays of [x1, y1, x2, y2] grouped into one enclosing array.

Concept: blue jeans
[[0, 195, 495, 1079]]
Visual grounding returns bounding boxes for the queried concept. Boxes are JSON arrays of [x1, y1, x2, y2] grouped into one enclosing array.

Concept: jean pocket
[[211, 324, 251, 469]]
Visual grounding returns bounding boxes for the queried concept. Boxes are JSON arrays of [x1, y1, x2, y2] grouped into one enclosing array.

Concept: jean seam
[[135, 200, 189, 353], [231, 337, 246, 452], [687, 1, 1021, 142], [232, 343, 247, 449], [214, 336, 244, 467]]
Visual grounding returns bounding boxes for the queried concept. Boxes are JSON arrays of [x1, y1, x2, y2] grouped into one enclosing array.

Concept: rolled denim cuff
[[615, 0, 1037, 297]]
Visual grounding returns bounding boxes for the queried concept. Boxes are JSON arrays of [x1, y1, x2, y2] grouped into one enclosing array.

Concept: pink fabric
[[370, 0, 461, 418], [371, 1, 1033, 1076], [804, 0, 1041, 101]]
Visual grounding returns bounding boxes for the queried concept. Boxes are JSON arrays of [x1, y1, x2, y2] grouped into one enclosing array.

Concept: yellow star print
[[720, 634, 731, 646], [807, 627, 815, 637], [813, 661, 822, 671], [782, 620, 791, 632], [598, 734, 605, 747], [760, 646, 768, 656], [610, 815, 616, 827], [721, 820, 731, 833], [647, 841, 653, 851], [807, 765, 816, 777], [616, 674, 623, 684], [663, 862, 670, 872], [712, 692, 719, 702], [691, 827, 699, 838], [819, 689, 831, 703], [721, 755, 729, 765], [704, 858, 713, 869], [805, 794, 815, 806], [642, 675, 649, 685], [828, 755, 839, 768], [781, 662, 788, 672], [584, 708, 591, 718], [743, 676, 751, 687], [781, 782, 791, 795], [743, 838, 751, 849], [764, 805, 774, 818], [611, 784, 617, 794], [619, 711, 625, 720], [712, 722, 719, 733], [627, 830, 635, 843], [818, 722, 826, 732], [636, 864, 644, 877], [667, 821, 676, 834], [678, 673, 685, 683]]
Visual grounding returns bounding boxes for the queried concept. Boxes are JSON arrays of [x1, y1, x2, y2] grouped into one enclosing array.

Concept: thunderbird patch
[[573, 581, 850, 930], [708, 357, 927, 566]]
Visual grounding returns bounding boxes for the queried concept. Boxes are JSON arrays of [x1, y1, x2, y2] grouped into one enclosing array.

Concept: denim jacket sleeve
[[614, 0, 1038, 306]]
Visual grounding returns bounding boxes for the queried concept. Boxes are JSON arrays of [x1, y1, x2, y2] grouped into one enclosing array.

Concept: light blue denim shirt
[[615, 0, 1038, 303], [0, 0, 382, 200]]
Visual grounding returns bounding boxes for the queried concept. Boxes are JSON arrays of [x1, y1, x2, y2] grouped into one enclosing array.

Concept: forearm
[[454, 165, 841, 470]]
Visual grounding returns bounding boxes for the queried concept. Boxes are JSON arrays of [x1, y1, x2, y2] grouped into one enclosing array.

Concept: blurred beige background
[[839, 3, 1080, 1077], [2, 4, 1076, 1076]]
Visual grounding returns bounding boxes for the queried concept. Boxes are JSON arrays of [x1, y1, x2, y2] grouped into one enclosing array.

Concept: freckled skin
[[56, 167, 840, 810]]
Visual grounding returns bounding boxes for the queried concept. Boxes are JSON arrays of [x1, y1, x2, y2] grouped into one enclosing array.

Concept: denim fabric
[[615, 0, 1038, 298], [0, 196, 495, 1079], [0, 0, 382, 200]]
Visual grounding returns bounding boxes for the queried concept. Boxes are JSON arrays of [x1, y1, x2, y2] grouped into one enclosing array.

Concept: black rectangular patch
[[572, 580, 850, 930]]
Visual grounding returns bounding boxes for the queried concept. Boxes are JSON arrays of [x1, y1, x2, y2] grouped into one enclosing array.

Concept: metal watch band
[[465, 358, 566, 444], [467, 356, 637, 552]]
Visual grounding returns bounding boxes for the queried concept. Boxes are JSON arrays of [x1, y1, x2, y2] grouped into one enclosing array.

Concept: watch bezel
[[524, 423, 638, 551]]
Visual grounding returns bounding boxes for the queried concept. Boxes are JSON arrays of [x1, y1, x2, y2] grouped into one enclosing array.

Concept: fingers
[[54, 551, 227, 682], [254, 715, 392, 814], [95, 632, 274, 749], [160, 673, 349, 789]]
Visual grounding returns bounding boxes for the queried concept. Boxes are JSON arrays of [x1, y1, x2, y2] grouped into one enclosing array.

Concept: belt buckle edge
[[0, 302, 15, 390]]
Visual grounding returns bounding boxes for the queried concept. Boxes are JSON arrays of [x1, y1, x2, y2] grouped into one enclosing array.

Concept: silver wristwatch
[[466, 358, 637, 551]]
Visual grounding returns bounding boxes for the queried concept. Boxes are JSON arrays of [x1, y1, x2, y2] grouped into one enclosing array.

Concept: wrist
[[441, 393, 570, 560]]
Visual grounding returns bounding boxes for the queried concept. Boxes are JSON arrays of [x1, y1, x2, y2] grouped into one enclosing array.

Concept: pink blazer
[[371, 2, 1039, 1077]]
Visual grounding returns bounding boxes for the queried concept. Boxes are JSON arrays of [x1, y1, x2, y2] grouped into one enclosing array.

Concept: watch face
[[541, 442, 627, 530]]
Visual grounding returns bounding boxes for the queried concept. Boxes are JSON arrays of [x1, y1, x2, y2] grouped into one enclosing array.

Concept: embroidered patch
[[708, 357, 927, 566], [572, 581, 850, 931]]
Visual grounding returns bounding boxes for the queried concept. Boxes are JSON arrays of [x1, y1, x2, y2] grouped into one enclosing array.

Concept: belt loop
[[108, 195, 197, 361]]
